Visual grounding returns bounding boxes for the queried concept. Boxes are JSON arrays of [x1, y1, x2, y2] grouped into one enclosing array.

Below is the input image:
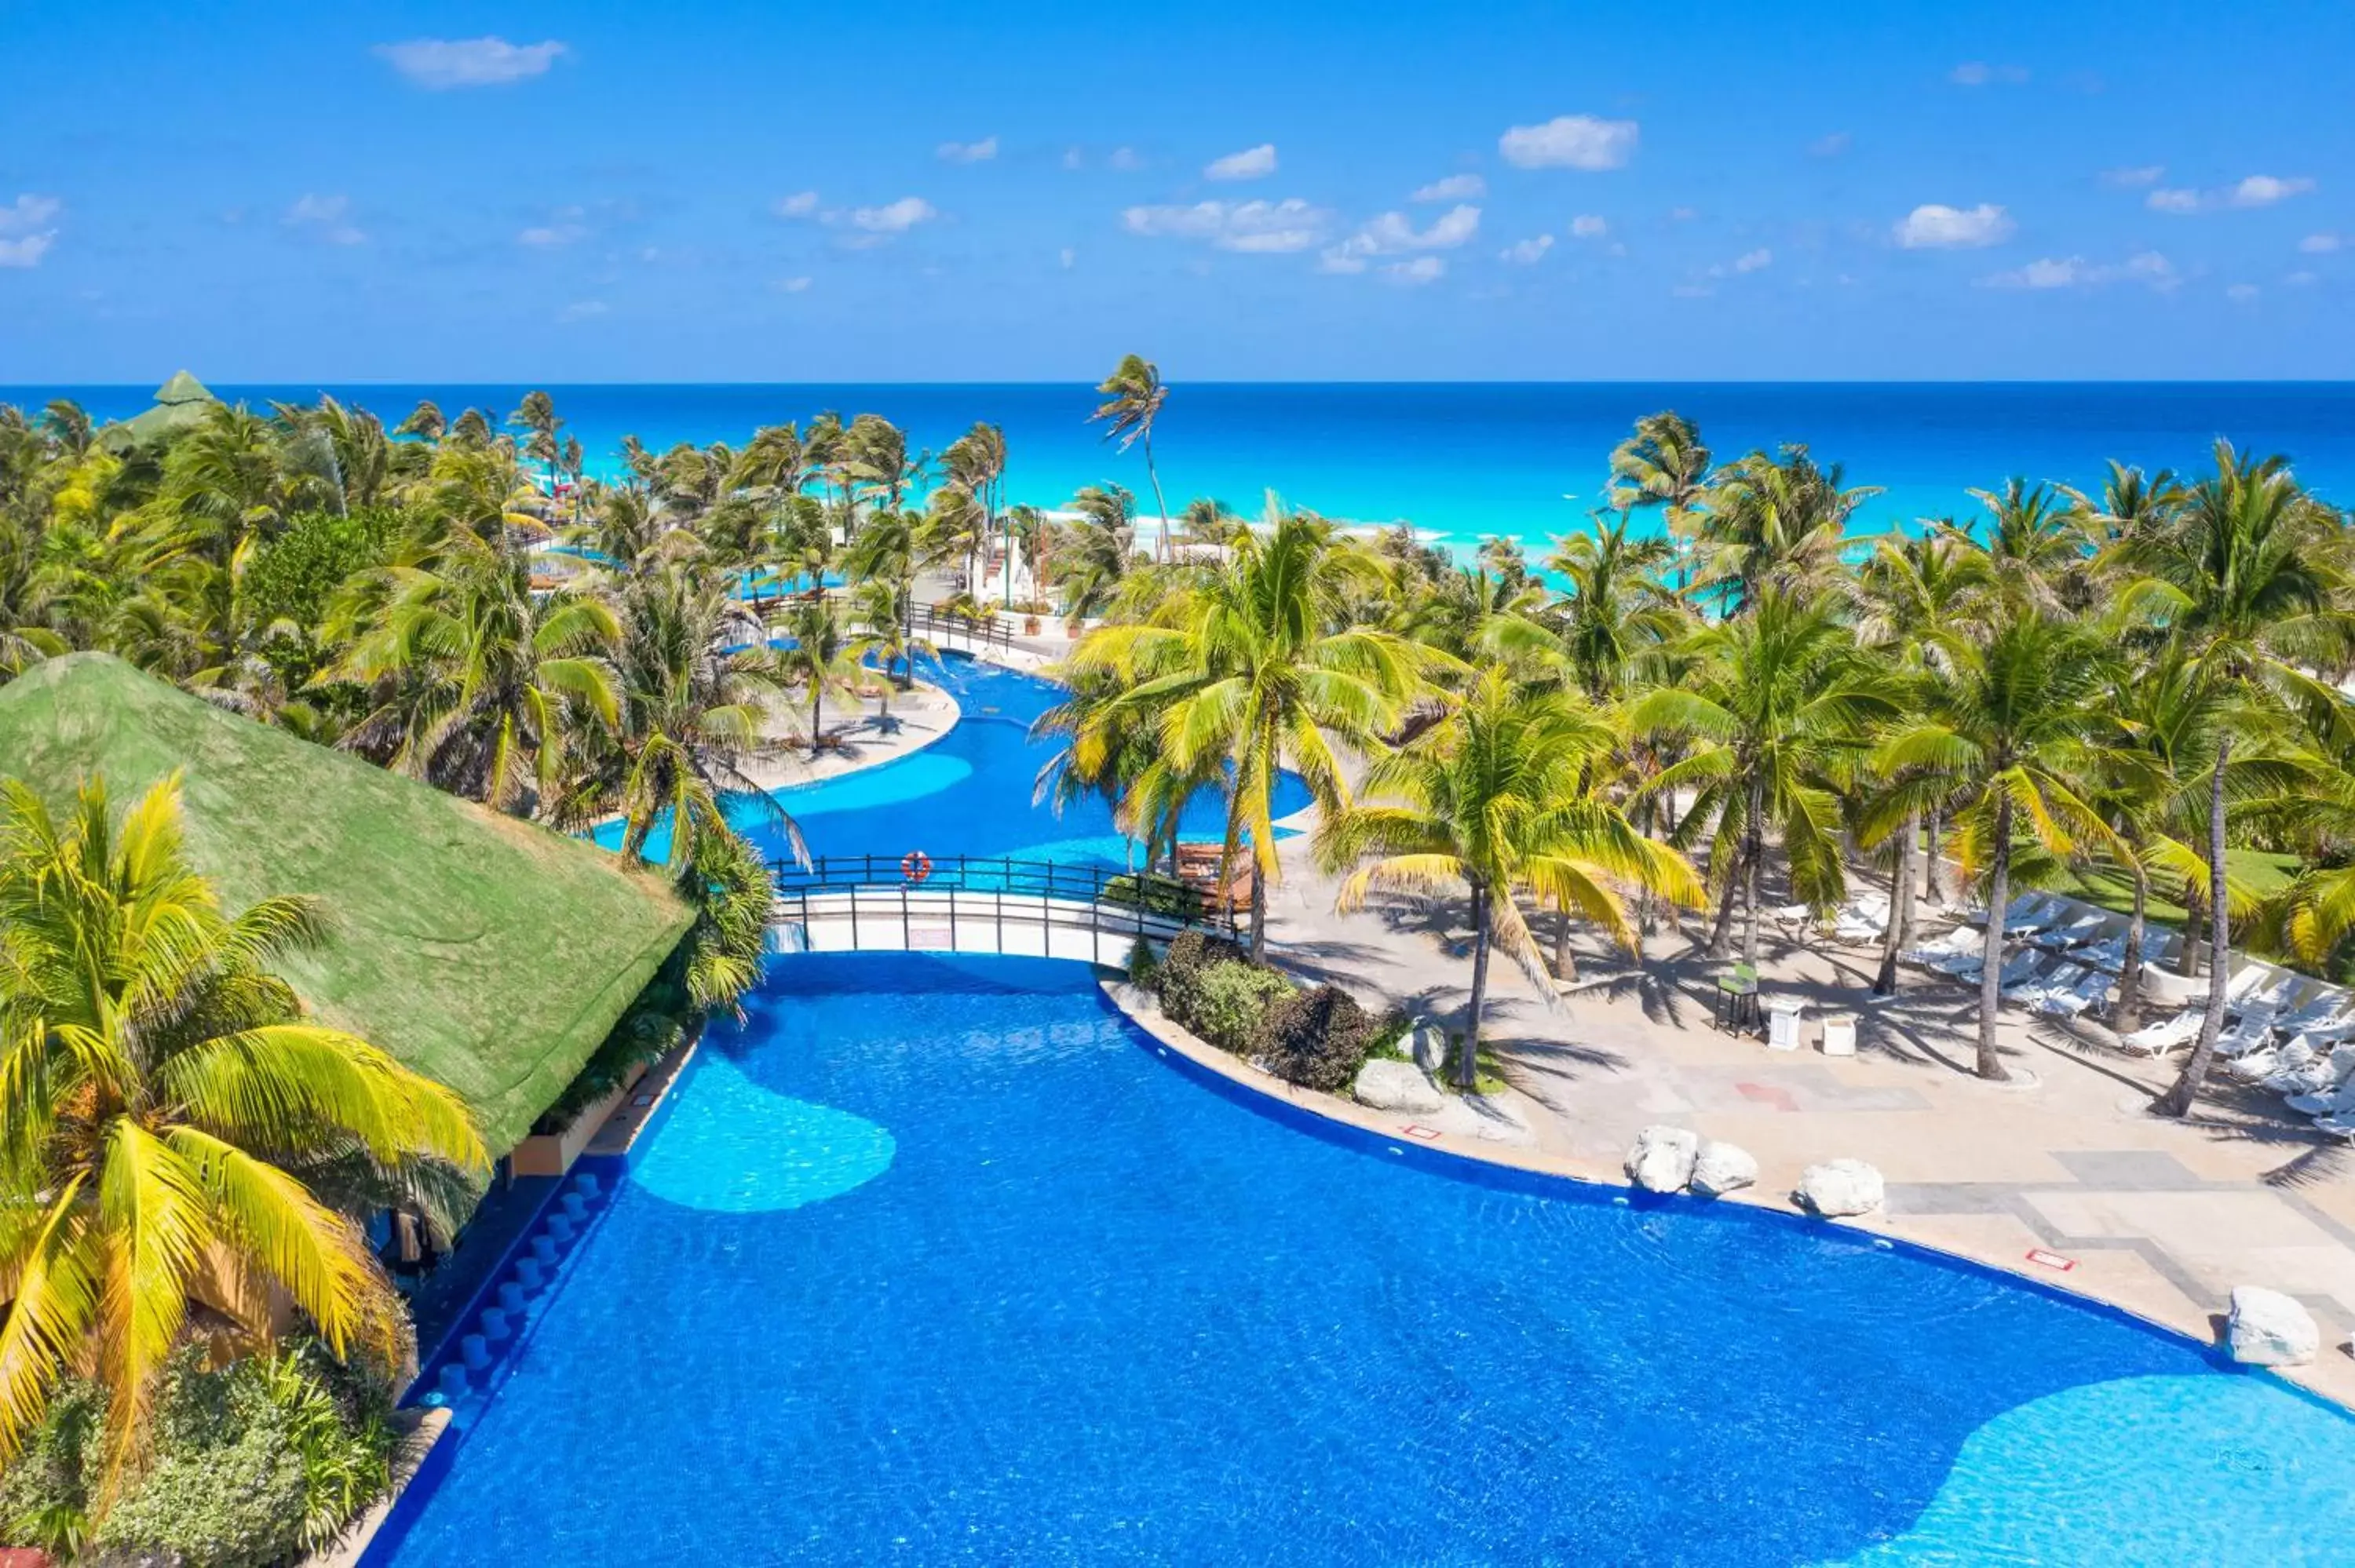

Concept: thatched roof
[[102, 370, 221, 448], [0, 655, 694, 1153]]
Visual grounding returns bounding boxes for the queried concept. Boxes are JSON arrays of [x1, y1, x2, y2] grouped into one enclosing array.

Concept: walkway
[[1258, 835, 2355, 1408]]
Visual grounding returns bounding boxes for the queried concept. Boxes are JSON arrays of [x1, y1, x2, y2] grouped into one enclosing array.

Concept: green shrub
[[1178, 961, 1294, 1054], [1258, 984, 1378, 1092], [1125, 936, 1160, 988], [0, 1381, 101, 1557], [1155, 928, 1247, 1010], [1102, 873, 1206, 922]]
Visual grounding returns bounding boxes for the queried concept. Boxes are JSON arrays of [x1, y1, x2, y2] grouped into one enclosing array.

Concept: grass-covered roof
[[102, 370, 221, 448], [0, 654, 694, 1153]]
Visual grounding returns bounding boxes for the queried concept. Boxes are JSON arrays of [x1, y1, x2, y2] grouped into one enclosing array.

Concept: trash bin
[[1767, 999, 1806, 1052], [1821, 1014, 1857, 1057]]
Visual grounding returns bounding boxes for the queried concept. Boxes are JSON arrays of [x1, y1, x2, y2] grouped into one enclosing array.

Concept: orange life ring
[[901, 850, 933, 884]]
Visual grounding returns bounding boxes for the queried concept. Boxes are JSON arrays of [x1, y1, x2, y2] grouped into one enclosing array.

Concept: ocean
[[12, 382, 2354, 558]]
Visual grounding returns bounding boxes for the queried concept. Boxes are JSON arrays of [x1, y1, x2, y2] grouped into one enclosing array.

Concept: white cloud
[[1894, 202, 2014, 248], [1499, 235, 1554, 264], [557, 299, 608, 322], [283, 193, 366, 245], [774, 191, 820, 219], [1980, 250, 2177, 291], [1108, 147, 1145, 173], [2102, 165, 2166, 188], [2226, 282, 2261, 302], [1499, 114, 1638, 170], [2229, 174, 2314, 208], [2287, 269, 2320, 286], [517, 208, 589, 247], [0, 194, 59, 267], [937, 137, 999, 164], [1950, 61, 2029, 86], [772, 276, 812, 294], [1320, 205, 1479, 273], [1667, 206, 1697, 222], [2149, 175, 2316, 215], [1568, 213, 1608, 239], [374, 37, 566, 89], [1059, 246, 1075, 269], [1385, 257, 1444, 285], [1061, 147, 1084, 170], [1412, 173, 1486, 202], [840, 197, 937, 234], [1719, 247, 1773, 275], [1122, 198, 1331, 253], [1809, 131, 1852, 158], [1204, 144, 1277, 181], [2300, 233, 2343, 253]]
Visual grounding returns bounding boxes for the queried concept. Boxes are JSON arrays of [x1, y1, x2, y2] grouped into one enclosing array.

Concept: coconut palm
[[1317, 667, 1703, 1086], [2109, 444, 2355, 1115], [775, 593, 870, 753], [1070, 506, 1427, 959], [1090, 355, 1170, 560], [1546, 510, 1685, 700], [0, 774, 486, 1483], [1631, 589, 1893, 963], [1050, 486, 1140, 624], [1865, 611, 2123, 1079], [1692, 446, 1880, 614]]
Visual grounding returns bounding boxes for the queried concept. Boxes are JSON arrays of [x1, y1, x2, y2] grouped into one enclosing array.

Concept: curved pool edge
[[1093, 976, 2355, 1420]]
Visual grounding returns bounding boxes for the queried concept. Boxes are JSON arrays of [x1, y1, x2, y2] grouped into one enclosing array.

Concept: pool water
[[593, 652, 1313, 868], [382, 955, 2355, 1566]]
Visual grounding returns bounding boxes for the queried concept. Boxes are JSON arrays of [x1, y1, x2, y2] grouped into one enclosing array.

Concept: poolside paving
[[1257, 837, 2355, 1408]]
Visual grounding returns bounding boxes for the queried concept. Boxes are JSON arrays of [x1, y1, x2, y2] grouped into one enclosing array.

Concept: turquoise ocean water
[[13, 382, 2355, 558]]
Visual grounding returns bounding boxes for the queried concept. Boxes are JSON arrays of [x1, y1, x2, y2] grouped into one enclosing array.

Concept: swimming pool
[[593, 652, 1313, 869], [383, 954, 2355, 1566]]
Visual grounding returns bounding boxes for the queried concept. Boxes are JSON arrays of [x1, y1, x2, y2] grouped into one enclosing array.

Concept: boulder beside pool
[[1690, 1140, 1759, 1198], [1626, 1125, 1700, 1193], [1353, 1058, 1444, 1114], [2226, 1285, 2319, 1367], [1795, 1158, 1884, 1217]]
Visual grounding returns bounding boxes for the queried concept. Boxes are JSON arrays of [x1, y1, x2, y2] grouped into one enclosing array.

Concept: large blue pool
[[593, 652, 1314, 869], [385, 955, 2355, 1566]]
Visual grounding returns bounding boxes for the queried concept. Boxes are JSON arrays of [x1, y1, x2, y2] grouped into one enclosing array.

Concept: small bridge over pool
[[767, 853, 1251, 965]]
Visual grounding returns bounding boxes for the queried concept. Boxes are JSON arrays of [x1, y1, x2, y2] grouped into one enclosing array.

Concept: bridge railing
[[765, 854, 1247, 960]]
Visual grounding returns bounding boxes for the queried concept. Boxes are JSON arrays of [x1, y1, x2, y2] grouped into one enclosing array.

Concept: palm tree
[[1316, 668, 1702, 1086], [1049, 486, 1140, 625], [1070, 507, 1427, 960], [1866, 611, 2123, 1079], [1546, 511, 1685, 700], [1692, 445, 1879, 614], [775, 593, 870, 753], [1970, 478, 2095, 609], [843, 507, 922, 686], [324, 537, 621, 808], [1090, 355, 1170, 561], [1631, 589, 1892, 963], [2110, 443, 2355, 1116], [0, 775, 486, 1483], [1607, 411, 1713, 594]]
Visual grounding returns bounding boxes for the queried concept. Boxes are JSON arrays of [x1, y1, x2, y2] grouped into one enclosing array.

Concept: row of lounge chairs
[[1899, 890, 2355, 1139]]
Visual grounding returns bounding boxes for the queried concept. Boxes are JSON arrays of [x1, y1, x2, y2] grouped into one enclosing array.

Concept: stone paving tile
[[2051, 1149, 2207, 1190]]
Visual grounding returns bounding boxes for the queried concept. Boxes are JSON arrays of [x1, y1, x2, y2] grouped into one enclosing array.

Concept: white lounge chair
[[2273, 994, 2355, 1037], [2017, 961, 2086, 1007], [2032, 910, 2109, 950], [2120, 1010, 2202, 1056], [1904, 926, 1977, 966], [2032, 968, 2113, 1019], [2072, 933, 2130, 972], [1983, 893, 2059, 935], [2286, 1074, 2355, 1117], [2215, 1008, 2282, 1059], [1997, 950, 2055, 994]]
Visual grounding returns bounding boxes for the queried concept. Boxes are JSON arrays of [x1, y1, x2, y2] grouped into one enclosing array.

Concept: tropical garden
[[4, 362, 2355, 1558]]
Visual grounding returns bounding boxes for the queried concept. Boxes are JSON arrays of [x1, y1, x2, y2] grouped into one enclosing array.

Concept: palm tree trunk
[[1552, 901, 1577, 984], [2159, 735, 2233, 1117], [810, 681, 823, 751], [1705, 838, 1744, 958], [1977, 797, 2014, 1081], [2113, 854, 2150, 1038], [1872, 812, 1916, 996], [1739, 776, 1765, 965], [1247, 851, 1269, 965], [1924, 809, 1944, 904], [1144, 433, 1170, 565], [1462, 881, 1492, 1089]]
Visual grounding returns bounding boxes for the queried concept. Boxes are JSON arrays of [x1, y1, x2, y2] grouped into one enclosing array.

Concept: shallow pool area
[[381, 954, 2355, 1566]]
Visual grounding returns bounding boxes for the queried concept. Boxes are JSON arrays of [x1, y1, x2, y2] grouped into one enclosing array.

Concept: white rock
[[1795, 1158, 1884, 1217], [1690, 1140, 1759, 1198], [1353, 1058, 1444, 1114], [2227, 1285, 2319, 1367], [1626, 1125, 1701, 1193]]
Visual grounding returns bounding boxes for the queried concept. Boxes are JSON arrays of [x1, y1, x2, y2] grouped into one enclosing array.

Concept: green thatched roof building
[[0, 654, 694, 1152], [100, 370, 221, 449]]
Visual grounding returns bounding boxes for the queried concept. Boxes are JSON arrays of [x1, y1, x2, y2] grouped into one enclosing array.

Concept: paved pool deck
[[1256, 837, 2355, 1409]]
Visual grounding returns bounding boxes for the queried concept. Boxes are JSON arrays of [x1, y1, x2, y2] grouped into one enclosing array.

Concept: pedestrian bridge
[[767, 854, 1247, 965]]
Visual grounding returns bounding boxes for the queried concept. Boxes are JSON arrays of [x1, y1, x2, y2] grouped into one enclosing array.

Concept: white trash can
[[1821, 1014, 1857, 1057], [1767, 999, 1806, 1052]]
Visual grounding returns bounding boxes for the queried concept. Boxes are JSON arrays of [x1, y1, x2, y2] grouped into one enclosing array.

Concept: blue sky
[[2, 1, 2350, 381]]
